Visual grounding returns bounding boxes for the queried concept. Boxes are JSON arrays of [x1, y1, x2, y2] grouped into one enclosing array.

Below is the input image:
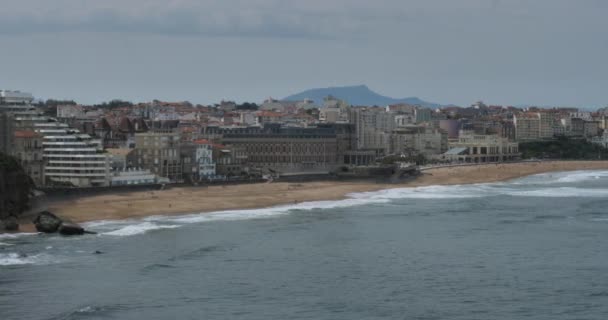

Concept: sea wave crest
[[101, 222, 180, 236], [0, 252, 58, 266], [83, 170, 608, 236]]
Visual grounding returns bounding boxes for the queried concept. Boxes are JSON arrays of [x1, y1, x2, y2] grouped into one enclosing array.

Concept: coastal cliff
[[0, 152, 34, 231]]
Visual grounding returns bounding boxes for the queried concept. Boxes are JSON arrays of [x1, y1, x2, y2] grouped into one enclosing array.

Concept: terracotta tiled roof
[[257, 111, 282, 117], [211, 143, 227, 149], [14, 130, 39, 138]]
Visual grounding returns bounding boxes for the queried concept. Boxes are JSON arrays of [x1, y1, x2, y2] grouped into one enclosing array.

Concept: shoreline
[[10, 161, 608, 233]]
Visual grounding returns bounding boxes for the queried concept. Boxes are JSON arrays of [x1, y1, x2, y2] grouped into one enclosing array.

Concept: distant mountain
[[282, 85, 442, 108]]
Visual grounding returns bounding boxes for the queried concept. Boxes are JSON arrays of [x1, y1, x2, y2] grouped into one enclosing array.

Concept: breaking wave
[[101, 222, 180, 236], [514, 170, 608, 185], [506, 187, 608, 198], [0, 233, 38, 240], [0, 252, 58, 266], [81, 170, 608, 237]]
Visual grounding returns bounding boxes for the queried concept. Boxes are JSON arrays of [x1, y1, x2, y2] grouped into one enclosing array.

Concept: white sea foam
[[85, 170, 608, 236], [556, 171, 608, 183], [76, 306, 94, 313], [0, 233, 38, 240], [505, 187, 608, 198], [352, 185, 490, 200], [160, 197, 390, 224], [102, 222, 180, 236], [514, 170, 608, 185], [0, 252, 57, 266], [83, 219, 138, 229]]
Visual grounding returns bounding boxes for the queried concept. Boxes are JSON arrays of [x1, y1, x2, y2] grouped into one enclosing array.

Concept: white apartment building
[[350, 107, 396, 151], [4, 91, 112, 187], [0, 90, 34, 105], [513, 112, 554, 141], [33, 119, 111, 187], [0, 90, 38, 117], [195, 142, 216, 180]]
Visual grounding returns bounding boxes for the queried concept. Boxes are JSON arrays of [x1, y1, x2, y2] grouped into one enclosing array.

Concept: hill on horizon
[[282, 85, 442, 108]]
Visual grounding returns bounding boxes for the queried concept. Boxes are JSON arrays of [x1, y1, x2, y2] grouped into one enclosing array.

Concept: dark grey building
[[221, 125, 340, 174]]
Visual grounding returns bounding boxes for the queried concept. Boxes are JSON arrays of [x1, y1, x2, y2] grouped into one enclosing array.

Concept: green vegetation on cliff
[[0, 152, 33, 221], [0, 152, 23, 170], [520, 137, 608, 160]]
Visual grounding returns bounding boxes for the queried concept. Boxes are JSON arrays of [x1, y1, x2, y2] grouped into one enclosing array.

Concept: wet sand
[[39, 161, 608, 225]]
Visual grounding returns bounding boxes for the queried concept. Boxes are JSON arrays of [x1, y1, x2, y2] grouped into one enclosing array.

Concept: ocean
[[2, 170, 608, 319]]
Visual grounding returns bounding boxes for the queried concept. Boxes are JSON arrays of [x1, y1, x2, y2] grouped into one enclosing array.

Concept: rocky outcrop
[[58, 222, 85, 236], [2, 216, 19, 231], [0, 153, 34, 231], [32, 211, 94, 236], [33, 211, 63, 233]]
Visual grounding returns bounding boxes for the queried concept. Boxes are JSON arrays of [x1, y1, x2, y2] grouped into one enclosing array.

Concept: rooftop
[[14, 130, 40, 138], [444, 147, 469, 155]]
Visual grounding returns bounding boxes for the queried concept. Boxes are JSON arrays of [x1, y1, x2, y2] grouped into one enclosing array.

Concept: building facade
[[133, 129, 182, 182], [415, 108, 433, 123], [444, 131, 520, 163], [222, 127, 339, 174], [12, 130, 45, 186], [514, 112, 554, 141], [195, 142, 216, 180], [34, 120, 111, 187], [387, 126, 448, 158], [349, 107, 395, 152], [0, 90, 34, 105], [110, 168, 157, 186]]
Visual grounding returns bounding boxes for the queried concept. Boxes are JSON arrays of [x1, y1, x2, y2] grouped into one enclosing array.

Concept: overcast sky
[[1, 0, 607, 107]]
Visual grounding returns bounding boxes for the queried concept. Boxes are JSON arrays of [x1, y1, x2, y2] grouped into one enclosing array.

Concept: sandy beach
[[21, 160, 604, 228]]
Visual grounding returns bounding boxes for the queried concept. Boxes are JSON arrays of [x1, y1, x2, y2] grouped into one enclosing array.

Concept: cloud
[[0, 0, 607, 41], [0, 0, 409, 39], [1, 0, 607, 40]]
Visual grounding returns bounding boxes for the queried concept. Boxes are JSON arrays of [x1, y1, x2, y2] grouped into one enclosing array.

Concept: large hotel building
[[2, 90, 112, 187]]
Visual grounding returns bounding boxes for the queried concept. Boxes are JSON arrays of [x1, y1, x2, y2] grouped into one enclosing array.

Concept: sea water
[[2, 170, 608, 319]]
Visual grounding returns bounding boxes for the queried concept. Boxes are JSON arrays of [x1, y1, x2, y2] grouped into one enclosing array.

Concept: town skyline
[[1, 84, 606, 111]]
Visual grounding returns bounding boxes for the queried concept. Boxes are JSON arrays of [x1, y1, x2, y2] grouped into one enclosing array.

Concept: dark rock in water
[[33, 211, 63, 233], [58, 222, 85, 236], [2, 216, 19, 231], [84, 230, 98, 235]]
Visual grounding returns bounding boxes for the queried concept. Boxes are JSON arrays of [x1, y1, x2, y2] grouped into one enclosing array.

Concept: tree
[[519, 136, 608, 160], [235, 102, 259, 110], [94, 99, 134, 109], [0, 153, 34, 225]]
